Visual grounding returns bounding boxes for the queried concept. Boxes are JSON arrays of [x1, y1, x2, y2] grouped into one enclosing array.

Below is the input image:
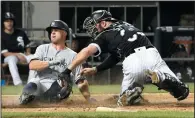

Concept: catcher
[[19, 20, 93, 104], [59, 10, 189, 106]]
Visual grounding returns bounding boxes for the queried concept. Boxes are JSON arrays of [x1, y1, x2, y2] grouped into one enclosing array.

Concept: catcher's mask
[[46, 20, 69, 40], [83, 10, 117, 38]]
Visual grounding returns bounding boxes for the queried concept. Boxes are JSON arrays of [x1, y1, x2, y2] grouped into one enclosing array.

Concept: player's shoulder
[[14, 28, 26, 35], [36, 43, 50, 50], [94, 26, 118, 40], [64, 47, 77, 55]]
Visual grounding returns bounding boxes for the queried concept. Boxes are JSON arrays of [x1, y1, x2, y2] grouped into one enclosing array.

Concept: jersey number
[[127, 32, 145, 42]]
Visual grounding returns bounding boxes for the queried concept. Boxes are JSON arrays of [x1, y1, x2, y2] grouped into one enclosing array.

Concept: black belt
[[125, 45, 154, 58], [133, 45, 154, 53]]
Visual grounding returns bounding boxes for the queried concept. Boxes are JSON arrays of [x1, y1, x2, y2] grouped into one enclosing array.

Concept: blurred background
[[1, 1, 194, 86]]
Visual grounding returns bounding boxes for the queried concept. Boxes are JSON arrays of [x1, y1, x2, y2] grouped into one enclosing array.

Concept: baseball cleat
[[117, 87, 143, 106], [175, 83, 189, 101], [145, 70, 160, 84], [19, 92, 35, 105]]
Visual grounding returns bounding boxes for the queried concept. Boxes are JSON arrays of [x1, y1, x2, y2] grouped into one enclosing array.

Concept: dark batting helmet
[[4, 12, 15, 21], [83, 10, 117, 38], [3, 12, 16, 27], [46, 20, 69, 40]]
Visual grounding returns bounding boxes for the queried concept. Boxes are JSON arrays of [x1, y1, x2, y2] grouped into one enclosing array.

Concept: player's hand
[[16, 53, 27, 63], [80, 67, 97, 76], [48, 58, 64, 66]]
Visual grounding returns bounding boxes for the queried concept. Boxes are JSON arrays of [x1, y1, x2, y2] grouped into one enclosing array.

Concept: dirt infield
[[2, 93, 194, 112]]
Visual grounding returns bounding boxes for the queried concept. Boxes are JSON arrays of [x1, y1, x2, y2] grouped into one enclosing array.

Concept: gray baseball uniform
[[28, 43, 83, 96]]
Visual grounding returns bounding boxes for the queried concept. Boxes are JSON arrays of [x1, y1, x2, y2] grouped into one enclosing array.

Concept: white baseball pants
[[121, 46, 180, 94], [4, 54, 34, 85]]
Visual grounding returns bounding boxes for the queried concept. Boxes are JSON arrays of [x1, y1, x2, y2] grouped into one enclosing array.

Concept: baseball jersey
[[90, 21, 153, 60], [1, 29, 30, 54], [30, 44, 83, 83]]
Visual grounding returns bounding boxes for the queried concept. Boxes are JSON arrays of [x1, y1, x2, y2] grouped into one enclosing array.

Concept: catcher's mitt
[[57, 68, 73, 100]]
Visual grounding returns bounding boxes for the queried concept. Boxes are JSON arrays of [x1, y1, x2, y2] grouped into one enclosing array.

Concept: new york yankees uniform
[[1, 29, 33, 85], [28, 44, 84, 97], [90, 21, 181, 95]]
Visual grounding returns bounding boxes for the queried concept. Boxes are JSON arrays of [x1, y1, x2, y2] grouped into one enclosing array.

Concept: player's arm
[[23, 31, 32, 55], [2, 52, 19, 57], [29, 60, 49, 71], [71, 61, 91, 101], [76, 79, 91, 101], [68, 44, 98, 71], [29, 45, 60, 71], [29, 45, 48, 71], [80, 54, 120, 76], [1, 40, 18, 57], [29, 58, 61, 71], [25, 48, 31, 55], [68, 34, 106, 71], [96, 54, 120, 72]]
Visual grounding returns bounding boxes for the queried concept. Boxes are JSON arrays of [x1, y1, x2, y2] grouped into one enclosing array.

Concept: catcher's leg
[[146, 62, 189, 101], [117, 71, 145, 106], [118, 52, 146, 106], [19, 82, 37, 105]]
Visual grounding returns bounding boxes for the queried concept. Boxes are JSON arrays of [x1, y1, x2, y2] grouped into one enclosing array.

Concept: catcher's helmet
[[83, 10, 117, 38], [46, 20, 69, 40], [91, 10, 117, 23]]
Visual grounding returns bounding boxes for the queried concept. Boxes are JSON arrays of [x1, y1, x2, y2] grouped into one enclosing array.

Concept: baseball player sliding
[[19, 20, 95, 104], [59, 10, 189, 106]]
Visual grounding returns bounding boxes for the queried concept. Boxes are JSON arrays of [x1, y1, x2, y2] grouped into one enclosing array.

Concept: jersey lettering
[[127, 32, 145, 42], [128, 34, 138, 42]]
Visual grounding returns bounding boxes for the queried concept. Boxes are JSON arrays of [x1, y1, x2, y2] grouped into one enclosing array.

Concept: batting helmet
[[83, 10, 117, 38], [46, 20, 69, 40], [3, 12, 16, 27], [4, 12, 15, 21]]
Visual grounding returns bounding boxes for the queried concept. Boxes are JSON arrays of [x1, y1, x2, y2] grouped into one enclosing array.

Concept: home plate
[[96, 107, 138, 112]]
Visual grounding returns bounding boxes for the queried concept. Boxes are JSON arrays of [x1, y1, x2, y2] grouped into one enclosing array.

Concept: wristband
[[92, 67, 97, 73], [64, 68, 72, 74]]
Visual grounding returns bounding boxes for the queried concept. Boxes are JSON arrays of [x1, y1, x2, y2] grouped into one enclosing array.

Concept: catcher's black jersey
[[1, 29, 30, 53], [91, 21, 153, 60]]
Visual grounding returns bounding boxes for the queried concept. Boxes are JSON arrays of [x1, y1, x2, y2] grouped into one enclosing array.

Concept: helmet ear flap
[[47, 28, 52, 41]]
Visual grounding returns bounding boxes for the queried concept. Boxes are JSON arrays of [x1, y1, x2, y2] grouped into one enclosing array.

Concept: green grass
[[2, 111, 194, 118], [1, 83, 194, 95]]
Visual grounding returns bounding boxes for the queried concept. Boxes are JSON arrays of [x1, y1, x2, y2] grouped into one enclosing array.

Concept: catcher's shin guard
[[117, 86, 144, 106], [161, 73, 189, 101], [19, 82, 36, 105], [146, 71, 189, 101]]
